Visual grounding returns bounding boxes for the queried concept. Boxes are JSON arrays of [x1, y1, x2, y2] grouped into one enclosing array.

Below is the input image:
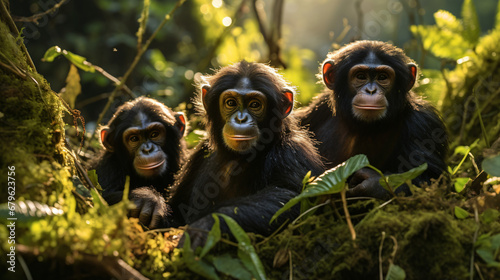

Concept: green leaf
[[62, 64, 81, 108], [183, 233, 221, 280], [461, 0, 480, 44], [385, 264, 406, 280], [271, 154, 370, 223], [212, 254, 252, 280], [42, 46, 63, 62], [200, 214, 221, 258], [90, 188, 108, 213], [482, 155, 500, 176], [62, 50, 95, 72], [434, 10, 463, 33], [480, 209, 500, 224], [475, 234, 500, 267], [454, 206, 470, 219], [87, 169, 103, 191], [218, 214, 266, 280], [379, 163, 427, 192], [42, 46, 95, 72], [453, 177, 470, 193], [411, 25, 472, 60], [0, 201, 63, 222]]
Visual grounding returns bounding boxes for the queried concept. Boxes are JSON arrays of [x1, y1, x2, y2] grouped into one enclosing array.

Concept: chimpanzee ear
[[174, 112, 186, 136], [201, 84, 210, 110], [407, 63, 418, 91], [322, 60, 336, 90], [100, 128, 114, 152], [283, 89, 294, 118]]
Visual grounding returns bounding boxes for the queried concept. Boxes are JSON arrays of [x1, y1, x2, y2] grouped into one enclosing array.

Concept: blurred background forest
[[9, 0, 499, 145]]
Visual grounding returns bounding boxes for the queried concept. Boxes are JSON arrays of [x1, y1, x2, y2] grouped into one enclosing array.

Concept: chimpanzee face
[[122, 112, 168, 178], [217, 78, 267, 152], [322, 51, 416, 123]]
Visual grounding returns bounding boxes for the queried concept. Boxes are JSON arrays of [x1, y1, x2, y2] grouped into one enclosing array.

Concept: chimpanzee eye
[[225, 99, 237, 108], [378, 73, 388, 81], [150, 131, 160, 138], [249, 101, 261, 109], [129, 135, 139, 142], [356, 73, 367, 80]]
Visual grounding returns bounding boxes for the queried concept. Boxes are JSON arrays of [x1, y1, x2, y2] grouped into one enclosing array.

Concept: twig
[[470, 202, 480, 280], [91, 64, 135, 99], [17, 244, 148, 280], [341, 188, 356, 241], [354, 0, 364, 40], [0, 1, 37, 71], [87, 0, 186, 146], [378, 231, 386, 280], [473, 88, 490, 148], [12, 0, 68, 24], [291, 199, 330, 225]]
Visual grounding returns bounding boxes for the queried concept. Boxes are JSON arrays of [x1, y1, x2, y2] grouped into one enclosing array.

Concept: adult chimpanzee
[[168, 61, 323, 248], [296, 40, 448, 199], [91, 96, 187, 229]]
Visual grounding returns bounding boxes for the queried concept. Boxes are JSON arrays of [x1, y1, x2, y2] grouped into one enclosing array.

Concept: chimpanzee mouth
[[136, 159, 166, 170], [225, 134, 257, 141], [353, 104, 386, 110]]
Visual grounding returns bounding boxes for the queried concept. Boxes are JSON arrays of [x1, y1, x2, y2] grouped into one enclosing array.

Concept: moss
[[0, 19, 71, 204], [255, 186, 500, 279]]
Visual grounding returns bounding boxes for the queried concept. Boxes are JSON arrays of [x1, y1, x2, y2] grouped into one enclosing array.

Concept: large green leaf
[[378, 163, 427, 192], [461, 0, 480, 44], [218, 214, 266, 280], [200, 214, 222, 258], [482, 155, 500, 176], [212, 254, 252, 280], [271, 154, 370, 223], [475, 234, 500, 268], [183, 233, 221, 280], [385, 264, 406, 280]]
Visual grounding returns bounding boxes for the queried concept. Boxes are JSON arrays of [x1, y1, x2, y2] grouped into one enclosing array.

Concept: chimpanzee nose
[[365, 84, 377, 94], [235, 112, 248, 124], [142, 143, 154, 154]]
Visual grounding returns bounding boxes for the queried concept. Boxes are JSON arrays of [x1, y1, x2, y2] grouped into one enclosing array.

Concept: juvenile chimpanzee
[[91, 97, 187, 229], [296, 40, 448, 199], [168, 61, 323, 248]]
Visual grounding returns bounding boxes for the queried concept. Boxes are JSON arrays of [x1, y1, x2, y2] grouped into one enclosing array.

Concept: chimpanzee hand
[[177, 215, 214, 249], [346, 167, 391, 200], [129, 187, 169, 229]]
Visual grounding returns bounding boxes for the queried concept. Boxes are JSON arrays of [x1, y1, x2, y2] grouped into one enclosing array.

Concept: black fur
[[296, 41, 448, 198], [90, 97, 186, 227], [168, 61, 323, 247]]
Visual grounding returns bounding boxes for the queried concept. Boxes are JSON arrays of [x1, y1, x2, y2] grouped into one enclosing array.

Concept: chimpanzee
[[296, 40, 448, 199], [168, 61, 323, 248], [90, 96, 187, 229]]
